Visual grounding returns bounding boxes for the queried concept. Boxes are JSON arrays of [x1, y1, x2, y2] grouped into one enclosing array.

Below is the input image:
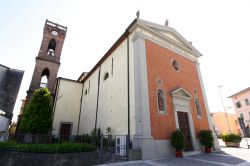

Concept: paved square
[[100, 146, 250, 166]]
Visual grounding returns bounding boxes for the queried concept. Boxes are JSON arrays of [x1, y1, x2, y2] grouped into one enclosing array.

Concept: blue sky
[[1, 0, 250, 121]]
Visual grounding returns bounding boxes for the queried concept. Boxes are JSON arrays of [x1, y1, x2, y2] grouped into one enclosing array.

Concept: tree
[[20, 88, 52, 134]]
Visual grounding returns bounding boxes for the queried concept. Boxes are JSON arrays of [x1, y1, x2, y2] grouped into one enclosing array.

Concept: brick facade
[[145, 39, 209, 139]]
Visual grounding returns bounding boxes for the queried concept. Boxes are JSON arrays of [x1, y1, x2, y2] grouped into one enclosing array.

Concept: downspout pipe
[[51, 78, 60, 135], [126, 33, 131, 160], [94, 67, 101, 132], [77, 82, 84, 135]]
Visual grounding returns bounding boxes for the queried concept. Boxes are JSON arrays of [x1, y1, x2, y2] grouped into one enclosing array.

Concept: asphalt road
[[99, 139, 250, 166]]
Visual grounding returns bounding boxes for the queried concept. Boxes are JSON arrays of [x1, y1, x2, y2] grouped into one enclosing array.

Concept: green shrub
[[171, 129, 185, 151], [103, 137, 115, 147], [0, 142, 95, 153], [20, 88, 53, 134], [221, 133, 242, 143], [199, 130, 214, 148]]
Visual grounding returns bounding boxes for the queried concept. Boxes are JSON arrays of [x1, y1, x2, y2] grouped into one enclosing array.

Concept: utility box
[[115, 135, 126, 156]]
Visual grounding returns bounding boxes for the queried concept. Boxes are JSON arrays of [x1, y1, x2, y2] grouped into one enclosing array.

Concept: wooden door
[[60, 123, 71, 140], [177, 112, 193, 151]]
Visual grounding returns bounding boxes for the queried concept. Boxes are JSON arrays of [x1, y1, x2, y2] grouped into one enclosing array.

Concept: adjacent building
[[211, 112, 240, 135], [0, 64, 24, 132], [229, 87, 250, 132], [0, 112, 9, 133], [52, 18, 220, 159]]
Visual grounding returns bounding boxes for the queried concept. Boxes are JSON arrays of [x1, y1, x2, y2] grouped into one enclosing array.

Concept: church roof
[[78, 18, 202, 82]]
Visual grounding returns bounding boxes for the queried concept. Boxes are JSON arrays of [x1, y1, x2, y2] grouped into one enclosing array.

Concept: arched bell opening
[[47, 39, 56, 56], [40, 68, 50, 88]]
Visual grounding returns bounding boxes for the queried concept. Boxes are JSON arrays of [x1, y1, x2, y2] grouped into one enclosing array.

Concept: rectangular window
[[195, 98, 202, 117], [240, 113, 244, 121], [245, 98, 249, 105], [157, 89, 167, 114], [236, 101, 241, 108]]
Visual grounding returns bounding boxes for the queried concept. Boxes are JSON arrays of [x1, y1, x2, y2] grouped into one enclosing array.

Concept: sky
[[1, 0, 250, 122]]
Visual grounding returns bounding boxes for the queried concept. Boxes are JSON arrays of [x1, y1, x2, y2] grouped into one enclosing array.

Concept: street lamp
[[218, 85, 231, 133]]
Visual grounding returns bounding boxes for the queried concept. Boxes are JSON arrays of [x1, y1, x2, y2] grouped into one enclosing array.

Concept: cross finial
[[165, 19, 169, 26], [136, 10, 140, 19]]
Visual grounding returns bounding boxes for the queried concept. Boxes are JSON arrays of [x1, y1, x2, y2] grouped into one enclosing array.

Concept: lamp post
[[218, 85, 231, 133]]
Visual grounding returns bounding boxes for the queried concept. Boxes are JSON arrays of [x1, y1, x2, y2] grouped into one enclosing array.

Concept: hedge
[[221, 133, 242, 143], [0, 142, 95, 153]]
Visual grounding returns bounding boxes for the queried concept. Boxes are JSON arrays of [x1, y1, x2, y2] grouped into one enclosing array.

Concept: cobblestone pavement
[[99, 139, 250, 166]]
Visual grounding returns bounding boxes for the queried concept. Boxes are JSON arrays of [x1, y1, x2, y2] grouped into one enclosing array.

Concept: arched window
[[195, 97, 202, 117], [40, 68, 50, 88], [103, 72, 109, 81], [47, 39, 56, 56], [157, 89, 167, 114]]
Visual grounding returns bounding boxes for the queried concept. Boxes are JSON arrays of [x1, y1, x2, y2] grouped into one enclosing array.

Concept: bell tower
[[16, 20, 67, 134], [26, 20, 67, 103]]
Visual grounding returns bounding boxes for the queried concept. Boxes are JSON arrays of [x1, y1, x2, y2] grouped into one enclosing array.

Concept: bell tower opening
[[47, 39, 56, 56], [40, 68, 50, 88]]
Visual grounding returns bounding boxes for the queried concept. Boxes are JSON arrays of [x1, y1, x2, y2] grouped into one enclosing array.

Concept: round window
[[171, 59, 180, 71]]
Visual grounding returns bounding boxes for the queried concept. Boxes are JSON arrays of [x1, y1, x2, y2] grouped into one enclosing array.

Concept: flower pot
[[205, 147, 212, 153], [225, 142, 240, 147], [175, 151, 183, 157]]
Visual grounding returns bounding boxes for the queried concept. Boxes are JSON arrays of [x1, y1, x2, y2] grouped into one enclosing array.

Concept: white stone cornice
[[132, 29, 198, 62], [133, 23, 201, 56]]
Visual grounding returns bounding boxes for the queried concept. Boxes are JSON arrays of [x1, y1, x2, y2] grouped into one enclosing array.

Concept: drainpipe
[[126, 34, 131, 161], [51, 78, 60, 134], [77, 82, 84, 135], [95, 67, 101, 131]]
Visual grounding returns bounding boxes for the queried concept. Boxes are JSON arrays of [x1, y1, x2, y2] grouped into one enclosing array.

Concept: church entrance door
[[177, 111, 193, 151]]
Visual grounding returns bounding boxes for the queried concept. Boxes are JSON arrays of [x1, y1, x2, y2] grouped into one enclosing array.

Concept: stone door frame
[[171, 88, 197, 151]]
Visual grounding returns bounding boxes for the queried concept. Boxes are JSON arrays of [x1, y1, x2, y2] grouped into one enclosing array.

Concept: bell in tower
[[47, 39, 56, 56]]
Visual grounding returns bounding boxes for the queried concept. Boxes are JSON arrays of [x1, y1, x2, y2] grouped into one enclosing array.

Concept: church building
[[52, 18, 220, 159]]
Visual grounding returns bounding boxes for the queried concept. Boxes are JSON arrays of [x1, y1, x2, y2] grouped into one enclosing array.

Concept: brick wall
[[145, 39, 209, 139]]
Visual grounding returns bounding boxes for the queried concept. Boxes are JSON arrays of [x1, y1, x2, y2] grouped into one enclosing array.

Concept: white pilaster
[[133, 32, 154, 159], [195, 62, 221, 151]]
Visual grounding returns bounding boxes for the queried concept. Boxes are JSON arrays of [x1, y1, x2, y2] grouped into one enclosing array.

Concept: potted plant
[[199, 129, 214, 153], [171, 129, 185, 157], [221, 133, 242, 147]]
